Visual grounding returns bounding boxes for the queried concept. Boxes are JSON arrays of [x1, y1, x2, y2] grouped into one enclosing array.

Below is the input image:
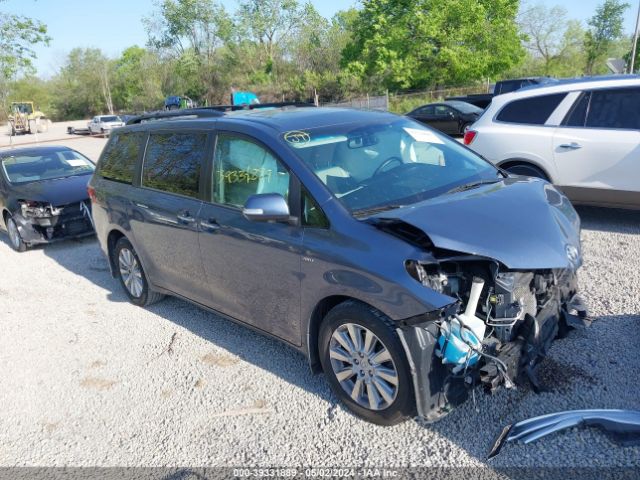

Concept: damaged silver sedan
[[0, 146, 95, 252]]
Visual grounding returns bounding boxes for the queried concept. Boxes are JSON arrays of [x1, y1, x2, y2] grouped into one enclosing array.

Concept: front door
[[197, 132, 303, 345], [128, 130, 210, 302], [553, 87, 640, 205]]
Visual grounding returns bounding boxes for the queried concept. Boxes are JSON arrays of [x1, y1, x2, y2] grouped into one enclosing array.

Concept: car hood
[[14, 174, 92, 206], [370, 177, 581, 270]]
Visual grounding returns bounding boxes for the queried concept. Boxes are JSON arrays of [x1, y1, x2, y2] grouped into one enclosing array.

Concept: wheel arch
[[306, 295, 389, 373], [498, 158, 554, 182], [106, 229, 127, 277]]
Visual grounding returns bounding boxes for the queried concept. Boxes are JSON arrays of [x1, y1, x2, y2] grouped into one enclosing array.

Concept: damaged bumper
[[397, 264, 589, 421], [12, 201, 94, 245]]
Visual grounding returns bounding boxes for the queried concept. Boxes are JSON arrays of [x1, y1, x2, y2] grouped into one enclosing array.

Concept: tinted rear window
[[97, 132, 144, 183], [586, 88, 640, 129], [142, 132, 207, 198], [562, 92, 590, 127], [496, 93, 567, 125]]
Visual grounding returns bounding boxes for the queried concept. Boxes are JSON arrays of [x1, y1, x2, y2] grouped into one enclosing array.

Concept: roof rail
[[126, 102, 316, 125]]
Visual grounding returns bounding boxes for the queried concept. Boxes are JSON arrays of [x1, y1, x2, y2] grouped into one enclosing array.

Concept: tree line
[[1, 0, 636, 121]]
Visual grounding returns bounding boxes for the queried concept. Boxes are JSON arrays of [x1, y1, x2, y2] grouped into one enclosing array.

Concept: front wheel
[[6, 216, 27, 252], [319, 301, 415, 425], [113, 237, 163, 307]]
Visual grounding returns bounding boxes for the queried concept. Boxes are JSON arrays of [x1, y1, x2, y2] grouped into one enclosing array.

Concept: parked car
[[406, 100, 483, 136], [89, 107, 586, 425], [464, 75, 640, 209], [0, 146, 95, 251], [87, 115, 124, 134], [447, 77, 557, 109]]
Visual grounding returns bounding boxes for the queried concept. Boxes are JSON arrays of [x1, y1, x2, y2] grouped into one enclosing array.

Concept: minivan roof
[[125, 107, 399, 134]]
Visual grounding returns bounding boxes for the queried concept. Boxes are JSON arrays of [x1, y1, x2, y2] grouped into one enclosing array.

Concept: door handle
[[558, 142, 582, 150], [177, 212, 195, 224], [200, 218, 220, 232], [134, 202, 149, 209]]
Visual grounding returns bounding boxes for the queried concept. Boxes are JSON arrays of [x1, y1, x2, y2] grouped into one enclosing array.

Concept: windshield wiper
[[352, 204, 404, 218], [445, 178, 501, 195]]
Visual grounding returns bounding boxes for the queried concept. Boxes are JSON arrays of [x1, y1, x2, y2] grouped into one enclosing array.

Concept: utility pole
[[631, 0, 640, 73]]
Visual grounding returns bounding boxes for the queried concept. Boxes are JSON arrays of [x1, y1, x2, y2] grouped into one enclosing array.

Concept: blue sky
[[5, 0, 639, 77]]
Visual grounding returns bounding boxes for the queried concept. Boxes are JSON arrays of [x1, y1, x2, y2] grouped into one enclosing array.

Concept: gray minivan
[[89, 107, 587, 425]]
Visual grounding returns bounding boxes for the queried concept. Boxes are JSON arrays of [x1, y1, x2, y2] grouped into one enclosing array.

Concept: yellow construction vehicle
[[7, 102, 49, 135]]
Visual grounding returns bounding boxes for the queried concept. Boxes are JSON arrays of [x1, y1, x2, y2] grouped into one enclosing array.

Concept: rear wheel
[[503, 163, 549, 181], [319, 301, 414, 425], [6, 216, 27, 252], [113, 237, 163, 307]]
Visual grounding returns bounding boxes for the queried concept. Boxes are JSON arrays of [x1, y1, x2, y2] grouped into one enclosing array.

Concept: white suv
[[464, 76, 640, 209]]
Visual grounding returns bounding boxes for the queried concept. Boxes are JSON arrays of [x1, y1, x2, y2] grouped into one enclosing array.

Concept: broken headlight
[[19, 201, 60, 218]]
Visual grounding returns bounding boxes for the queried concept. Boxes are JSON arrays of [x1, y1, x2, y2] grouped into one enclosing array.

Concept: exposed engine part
[[436, 278, 486, 371], [19, 201, 62, 218], [488, 272, 537, 343], [488, 409, 640, 459]]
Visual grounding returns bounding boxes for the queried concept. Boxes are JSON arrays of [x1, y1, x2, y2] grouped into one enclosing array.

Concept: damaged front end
[[398, 256, 589, 422], [12, 200, 94, 245]]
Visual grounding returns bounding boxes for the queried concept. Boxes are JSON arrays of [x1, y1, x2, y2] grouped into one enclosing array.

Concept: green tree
[[584, 0, 629, 74], [50, 48, 115, 119], [112, 46, 164, 111], [343, 0, 525, 91], [0, 1, 51, 117]]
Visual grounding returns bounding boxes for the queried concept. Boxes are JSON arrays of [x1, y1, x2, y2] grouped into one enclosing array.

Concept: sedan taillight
[[463, 130, 477, 145]]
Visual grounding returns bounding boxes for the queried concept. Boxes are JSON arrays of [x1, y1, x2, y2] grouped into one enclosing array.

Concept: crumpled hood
[[15, 174, 92, 207], [371, 177, 581, 270]]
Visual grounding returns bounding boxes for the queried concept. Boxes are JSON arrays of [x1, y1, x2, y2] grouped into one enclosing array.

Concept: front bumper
[[12, 202, 95, 245], [397, 269, 587, 421]]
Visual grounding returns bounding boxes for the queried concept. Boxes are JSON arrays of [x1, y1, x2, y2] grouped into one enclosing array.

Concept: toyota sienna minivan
[[89, 106, 588, 425]]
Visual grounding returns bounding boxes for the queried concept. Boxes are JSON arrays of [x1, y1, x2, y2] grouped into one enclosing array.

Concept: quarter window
[[213, 134, 290, 208], [496, 93, 567, 125], [142, 132, 206, 198], [302, 190, 329, 228], [97, 132, 144, 184], [585, 88, 640, 129]]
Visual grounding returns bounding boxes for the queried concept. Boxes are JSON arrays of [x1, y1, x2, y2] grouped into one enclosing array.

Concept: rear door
[[196, 130, 303, 345], [552, 87, 640, 205], [127, 129, 210, 302]]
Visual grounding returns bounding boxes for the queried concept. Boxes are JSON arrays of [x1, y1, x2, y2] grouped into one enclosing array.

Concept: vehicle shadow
[[41, 236, 338, 408], [577, 206, 640, 235]]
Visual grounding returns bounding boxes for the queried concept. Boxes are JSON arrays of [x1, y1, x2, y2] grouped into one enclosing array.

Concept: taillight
[[87, 185, 97, 203], [463, 129, 477, 145]]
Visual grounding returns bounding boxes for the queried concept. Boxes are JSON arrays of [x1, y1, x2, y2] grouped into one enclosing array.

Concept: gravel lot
[[0, 126, 638, 469]]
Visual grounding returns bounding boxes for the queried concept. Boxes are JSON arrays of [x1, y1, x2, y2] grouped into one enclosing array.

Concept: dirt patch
[[194, 379, 206, 389], [89, 360, 107, 369], [201, 353, 239, 367], [80, 377, 117, 391], [535, 357, 598, 393]]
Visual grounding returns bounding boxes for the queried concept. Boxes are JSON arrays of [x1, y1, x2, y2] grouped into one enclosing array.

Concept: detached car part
[[488, 409, 640, 459]]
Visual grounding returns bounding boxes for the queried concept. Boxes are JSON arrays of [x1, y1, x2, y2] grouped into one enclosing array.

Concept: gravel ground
[[0, 127, 638, 468]]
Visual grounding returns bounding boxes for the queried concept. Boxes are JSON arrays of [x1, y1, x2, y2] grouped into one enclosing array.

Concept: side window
[[96, 132, 144, 184], [213, 134, 290, 208], [562, 92, 590, 127], [142, 132, 206, 198], [434, 105, 450, 116], [496, 93, 567, 125], [586, 88, 640, 130], [302, 189, 329, 228], [414, 106, 434, 115]]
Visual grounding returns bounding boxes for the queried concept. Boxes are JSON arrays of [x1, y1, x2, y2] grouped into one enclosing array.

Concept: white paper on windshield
[[403, 127, 444, 144], [66, 159, 88, 167]]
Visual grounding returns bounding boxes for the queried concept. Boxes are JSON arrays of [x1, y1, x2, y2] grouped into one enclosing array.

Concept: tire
[[112, 237, 164, 307], [504, 163, 549, 181], [319, 300, 415, 425], [460, 122, 472, 135], [6, 216, 27, 252]]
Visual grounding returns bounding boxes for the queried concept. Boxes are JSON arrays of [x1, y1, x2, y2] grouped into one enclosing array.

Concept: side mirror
[[448, 111, 455, 119], [242, 193, 291, 222]]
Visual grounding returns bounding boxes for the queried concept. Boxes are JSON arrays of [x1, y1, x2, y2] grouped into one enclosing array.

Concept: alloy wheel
[[118, 248, 143, 298], [329, 323, 399, 410]]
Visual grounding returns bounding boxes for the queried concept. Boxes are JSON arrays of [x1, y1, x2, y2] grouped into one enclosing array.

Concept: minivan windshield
[[1, 149, 95, 185], [283, 118, 500, 215]]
